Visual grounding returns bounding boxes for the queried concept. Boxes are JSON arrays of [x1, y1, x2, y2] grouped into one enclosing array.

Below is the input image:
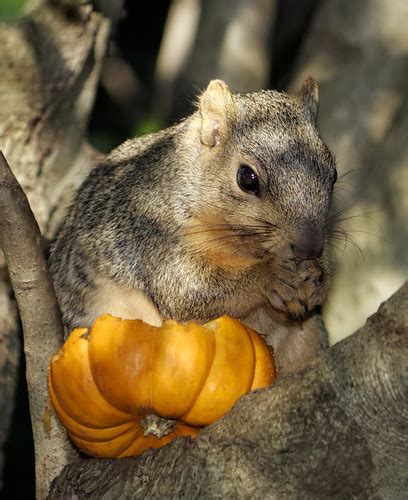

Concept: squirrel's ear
[[199, 80, 234, 147], [300, 77, 319, 125]]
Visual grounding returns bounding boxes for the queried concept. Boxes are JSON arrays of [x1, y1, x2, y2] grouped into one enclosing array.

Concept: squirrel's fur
[[49, 79, 337, 374]]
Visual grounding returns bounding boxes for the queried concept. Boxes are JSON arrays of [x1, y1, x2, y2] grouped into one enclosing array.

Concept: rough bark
[[1, 3, 111, 237], [290, 0, 408, 342], [154, 0, 277, 122], [48, 281, 408, 498], [0, 152, 76, 497]]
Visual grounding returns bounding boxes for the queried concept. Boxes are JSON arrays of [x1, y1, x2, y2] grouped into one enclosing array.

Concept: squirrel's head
[[183, 79, 337, 320]]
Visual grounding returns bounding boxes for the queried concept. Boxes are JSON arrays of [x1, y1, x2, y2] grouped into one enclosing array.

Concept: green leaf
[[0, 0, 26, 22]]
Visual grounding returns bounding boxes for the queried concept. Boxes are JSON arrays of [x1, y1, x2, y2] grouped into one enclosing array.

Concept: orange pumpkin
[[48, 314, 276, 458]]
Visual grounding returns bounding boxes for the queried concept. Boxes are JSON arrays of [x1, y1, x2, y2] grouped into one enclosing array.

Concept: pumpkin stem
[[141, 414, 177, 438]]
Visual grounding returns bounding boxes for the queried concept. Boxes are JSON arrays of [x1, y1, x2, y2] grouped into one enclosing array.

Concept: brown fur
[[49, 79, 336, 375], [182, 212, 260, 271]]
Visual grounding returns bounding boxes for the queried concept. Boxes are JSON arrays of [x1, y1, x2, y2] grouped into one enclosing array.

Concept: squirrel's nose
[[290, 223, 324, 260]]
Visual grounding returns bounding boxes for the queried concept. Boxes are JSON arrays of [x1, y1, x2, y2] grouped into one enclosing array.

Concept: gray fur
[[49, 82, 336, 373]]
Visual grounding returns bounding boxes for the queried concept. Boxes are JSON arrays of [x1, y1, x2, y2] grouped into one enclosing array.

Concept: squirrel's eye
[[237, 165, 260, 195]]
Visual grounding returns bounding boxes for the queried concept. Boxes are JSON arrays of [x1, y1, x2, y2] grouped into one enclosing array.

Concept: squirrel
[[49, 78, 337, 375]]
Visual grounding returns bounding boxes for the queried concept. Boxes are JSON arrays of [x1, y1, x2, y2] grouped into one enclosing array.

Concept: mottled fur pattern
[[49, 79, 337, 374]]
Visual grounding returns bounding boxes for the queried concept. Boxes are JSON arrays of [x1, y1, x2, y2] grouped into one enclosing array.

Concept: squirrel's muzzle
[[290, 221, 324, 261]]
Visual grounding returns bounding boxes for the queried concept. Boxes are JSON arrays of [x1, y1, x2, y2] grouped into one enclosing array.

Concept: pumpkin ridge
[[149, 322, 159, 412], [50, 365, 135, 428], [115, 434, 145, 458], [49, 314, 276, 458], [49, 359, 96, 426], [243, 325, 257, 390], [49, 374, 135, 433], [111, 431, 142, 458], [70, 422, 144, 458], [86, 315, 150, 415], [51, 325, 136, 426], [178, 325, 217, 422], [245, 325, 276, 388], [69, 418, 142, 444]]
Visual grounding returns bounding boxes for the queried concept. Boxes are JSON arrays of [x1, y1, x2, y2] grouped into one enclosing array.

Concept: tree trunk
[[48, 281, 408, 498]]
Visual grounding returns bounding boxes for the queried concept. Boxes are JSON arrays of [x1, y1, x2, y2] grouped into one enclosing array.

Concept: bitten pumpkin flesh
[[49, 314, 276, 458]]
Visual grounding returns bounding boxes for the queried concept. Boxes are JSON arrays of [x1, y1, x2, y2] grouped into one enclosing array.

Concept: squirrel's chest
[[86, 277, 163, 327]]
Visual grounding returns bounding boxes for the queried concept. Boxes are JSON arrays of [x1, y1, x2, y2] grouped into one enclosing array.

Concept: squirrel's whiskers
[[50, 78, 336, 375]]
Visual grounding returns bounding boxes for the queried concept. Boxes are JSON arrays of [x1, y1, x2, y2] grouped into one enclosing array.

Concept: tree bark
[[290, 0, 408, 343], [0, 152, 76, 498], [48, 281, 408, 498]]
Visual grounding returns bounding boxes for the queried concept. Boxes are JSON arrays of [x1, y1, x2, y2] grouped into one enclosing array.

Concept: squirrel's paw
[[265, 259, 329, 320]]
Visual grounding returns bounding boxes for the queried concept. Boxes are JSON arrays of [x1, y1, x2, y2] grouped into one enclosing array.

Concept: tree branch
[[49, 281, 408, 498], [0, 152, 77, 499]]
